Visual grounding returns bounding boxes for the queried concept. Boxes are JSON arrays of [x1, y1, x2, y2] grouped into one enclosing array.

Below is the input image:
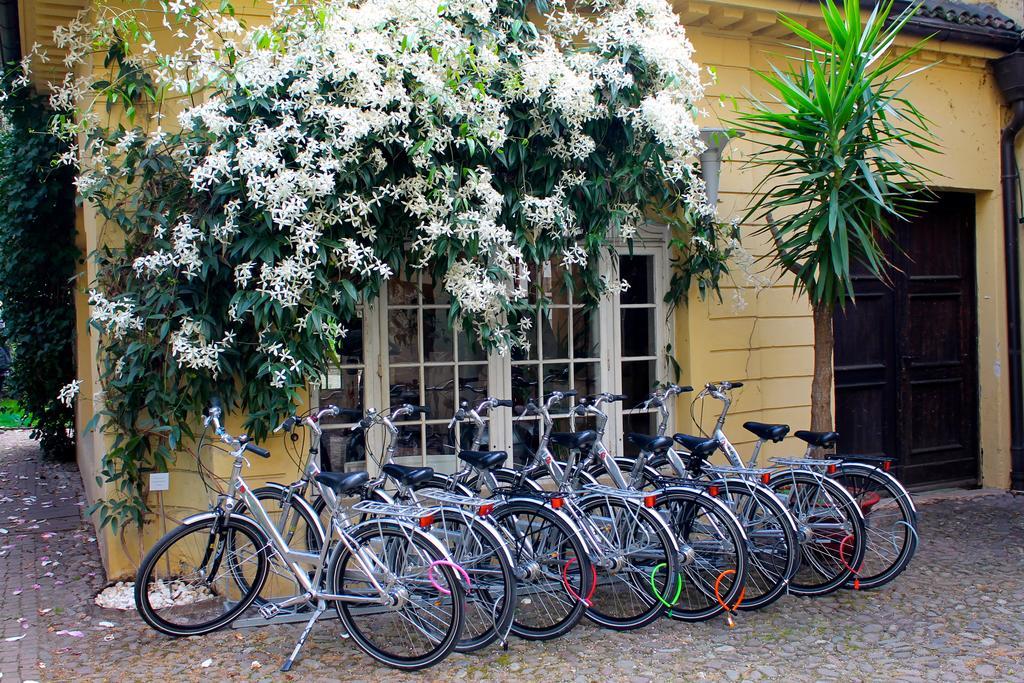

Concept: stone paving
[[1, 429, 1023, 682]]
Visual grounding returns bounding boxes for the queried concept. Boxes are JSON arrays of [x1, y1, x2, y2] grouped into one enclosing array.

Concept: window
[[385, 273, 490, 472], [616, 253, 666, 454], [316, 234, 671, 473], [511, 258, 601, 465]]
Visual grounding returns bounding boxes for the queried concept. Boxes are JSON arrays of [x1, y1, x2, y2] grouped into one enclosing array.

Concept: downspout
[[993, 52, 1024, 491]]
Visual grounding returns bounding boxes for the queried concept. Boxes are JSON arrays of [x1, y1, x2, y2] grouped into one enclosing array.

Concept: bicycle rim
[[332, 520, 463, 670], [832, 466, 918, 589], [490, 501, 591, 640], [655, 490, 747, 621], [577, 495, 676, 630], [135, 516, 269, 636]]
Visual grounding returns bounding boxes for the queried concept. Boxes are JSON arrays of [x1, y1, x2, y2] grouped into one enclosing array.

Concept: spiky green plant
[[735, 0, 937, 430]]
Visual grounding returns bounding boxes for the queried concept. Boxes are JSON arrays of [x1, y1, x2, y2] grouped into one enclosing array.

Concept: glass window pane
[[388, 309, 419, 363], [573, 306, 600, 360], [421, 272, 451, 307], [458, 328, 486, 362], [512, 364, 539, 412], [321, 427, 365, 471], [512, 312, 539, 361], [621, 359, 658, 406], [425, 423, 458, 474], [574, 361, 599, 398], [541, 362, 571, 404], [541, 308, 570, 359], [336, 316, 364, 364], [423, 308, 454, 362], [389, 366, 421, 409], [390, 423, 423, 464], [388, 277, 420, 306], [621, 307, 655, 357], [622, 412, 659, 456], [320, 380, 364, 416], [424, 365, 456, 421], [457, 365, 488, 397], [620, 255, 654, 305], [512, 417, 540, 467]]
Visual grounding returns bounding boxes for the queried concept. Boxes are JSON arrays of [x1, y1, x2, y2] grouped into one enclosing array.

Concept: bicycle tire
[[576, 494, 679, 630], [832, 463, 918, 590], [489, 499, 593, 640], [329, 519, 464, 670], [135, 514, 270, 636], [768, 469, 867, 596], [652, 487, 749, 622]]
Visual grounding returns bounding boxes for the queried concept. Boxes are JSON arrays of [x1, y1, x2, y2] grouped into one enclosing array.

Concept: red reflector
[[478, 503, 494, 517], [708, 485, 720, 497], [760, 472, 771, 485], [883, 461, 891, 472], [827, 464, 837, 475], [643, 494, 657, 508], [419, 513, 434, 528], [550, 497, 563, 509]]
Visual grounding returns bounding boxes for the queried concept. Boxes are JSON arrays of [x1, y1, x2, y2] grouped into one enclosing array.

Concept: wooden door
[[834, 193, 978, 488]]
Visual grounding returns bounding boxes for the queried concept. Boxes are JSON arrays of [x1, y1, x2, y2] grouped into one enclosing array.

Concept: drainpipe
[[993, 52, 1024, 491]]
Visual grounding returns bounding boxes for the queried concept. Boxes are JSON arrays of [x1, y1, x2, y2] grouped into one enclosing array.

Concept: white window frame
[[317, 224, 672, 471]]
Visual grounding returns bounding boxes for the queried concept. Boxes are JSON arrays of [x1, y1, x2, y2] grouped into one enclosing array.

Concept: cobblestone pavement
[[1, 430, 1022, 682]]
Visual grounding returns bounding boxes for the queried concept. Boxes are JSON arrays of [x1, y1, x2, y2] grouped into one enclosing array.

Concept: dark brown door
[[834, 193, 978, 488]]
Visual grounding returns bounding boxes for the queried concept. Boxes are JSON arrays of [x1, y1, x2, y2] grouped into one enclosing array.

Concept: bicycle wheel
[[135, 514, 270, 636], [429, 508, 517, 652], [708, 479, 799, 611], [652, 487, 748, 621], [489, 499, 593, 640], [576, 494, 678, 630], [232, 486, 325, 607], [832, 464, 918, 589], [768, 469, 867, 596], [329, 519, 464, 670]]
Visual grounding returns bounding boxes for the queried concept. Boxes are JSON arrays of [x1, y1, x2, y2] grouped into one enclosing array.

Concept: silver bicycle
[[134, 400, 465, 671]]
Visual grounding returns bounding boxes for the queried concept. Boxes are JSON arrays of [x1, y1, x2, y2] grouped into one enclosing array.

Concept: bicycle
[[134, 400, 466, 671], [643, 381, 869, 597], [251, 400, 588, 643], [570, 390, 796, 613], [436, 390, 687, 630]]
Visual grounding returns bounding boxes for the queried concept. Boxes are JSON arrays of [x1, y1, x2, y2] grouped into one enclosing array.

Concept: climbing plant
[[34, 0, 735, 530]]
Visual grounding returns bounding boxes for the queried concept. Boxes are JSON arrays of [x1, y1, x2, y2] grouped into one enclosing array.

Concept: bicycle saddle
[[549, 430, 597, 450], [459, 450, 508, 470], [793, 430, 839, 448], [381, 463, 434, 487], [314, 470, 370, 495], [672, 433, 718, 459], [742, 421, 790, 443], [626, 433, 674, 454]]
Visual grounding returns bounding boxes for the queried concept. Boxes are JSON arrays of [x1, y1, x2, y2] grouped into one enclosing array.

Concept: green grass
[[0, 399, 32, 428]]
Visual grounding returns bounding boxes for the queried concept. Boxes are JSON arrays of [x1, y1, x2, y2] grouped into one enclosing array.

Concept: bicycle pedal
[[259, 603, 281, 619]]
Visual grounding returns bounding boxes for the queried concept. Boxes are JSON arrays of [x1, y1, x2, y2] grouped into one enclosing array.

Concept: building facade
[[16, 0, 1024, 576]]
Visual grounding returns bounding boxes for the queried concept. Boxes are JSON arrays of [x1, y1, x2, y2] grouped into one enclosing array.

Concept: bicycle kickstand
[[280, 600, 326, 672]]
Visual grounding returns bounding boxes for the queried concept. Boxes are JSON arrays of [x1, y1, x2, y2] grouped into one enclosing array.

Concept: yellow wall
[[672, 1, 1014, 489], [25, 0, 1022, 576]]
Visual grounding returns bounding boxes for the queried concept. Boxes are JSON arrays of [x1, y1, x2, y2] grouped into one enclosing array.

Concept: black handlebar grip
[[612, 394, 628, 402], [411, 405, 430, 416], [495, 399, 514, 407], [281, 416, 296, 432], [680, 385, 694, 393], [339, 408, 362, 419], [245, 443, 271, 458], [729, 381, 744, 388]]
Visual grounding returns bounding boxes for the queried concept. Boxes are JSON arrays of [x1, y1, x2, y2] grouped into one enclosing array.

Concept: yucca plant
[[735, 0, 937, 431]]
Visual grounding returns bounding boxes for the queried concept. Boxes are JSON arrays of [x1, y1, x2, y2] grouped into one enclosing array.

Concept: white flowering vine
[[28, 0, 737, 529]]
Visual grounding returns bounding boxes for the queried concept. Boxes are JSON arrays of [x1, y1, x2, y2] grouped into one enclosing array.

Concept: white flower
[[58, 380, 81, 407]]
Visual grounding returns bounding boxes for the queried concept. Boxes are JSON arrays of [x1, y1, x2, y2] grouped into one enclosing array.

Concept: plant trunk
[[810, 300, 834, 433]]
